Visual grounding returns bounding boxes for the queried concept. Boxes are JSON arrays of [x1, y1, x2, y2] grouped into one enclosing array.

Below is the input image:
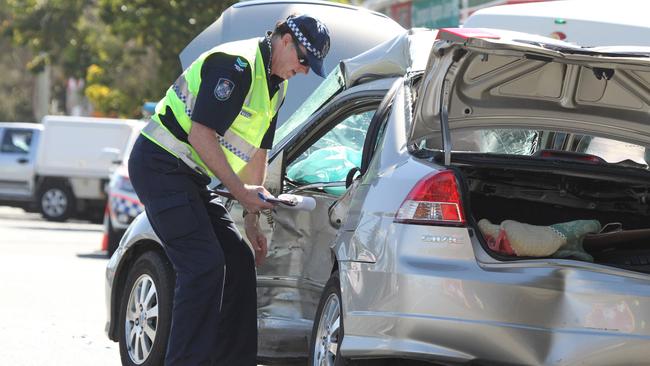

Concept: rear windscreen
[[426, 129, 649, 168]]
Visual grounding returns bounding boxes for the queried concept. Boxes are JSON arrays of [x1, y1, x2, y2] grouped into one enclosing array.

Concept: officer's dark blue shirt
[[158, 34, 284, 150]]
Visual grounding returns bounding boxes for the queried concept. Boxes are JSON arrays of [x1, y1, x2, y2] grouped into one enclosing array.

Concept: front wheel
[[38, 182, 75, 221], [118, 251, 174, 366], [309, 271, 349, 366]]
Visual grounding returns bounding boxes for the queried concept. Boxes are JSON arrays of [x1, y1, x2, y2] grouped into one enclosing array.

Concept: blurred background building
[[362, 0, 551, 28]]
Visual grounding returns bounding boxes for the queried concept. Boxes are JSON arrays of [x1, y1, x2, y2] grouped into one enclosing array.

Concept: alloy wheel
[[41, 188, 68, 218], [124, 274, 159, 364], [313, 292, 341, 366]]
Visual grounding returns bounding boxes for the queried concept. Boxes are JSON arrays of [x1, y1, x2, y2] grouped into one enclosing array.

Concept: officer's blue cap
[[286, 14, 330, 77]]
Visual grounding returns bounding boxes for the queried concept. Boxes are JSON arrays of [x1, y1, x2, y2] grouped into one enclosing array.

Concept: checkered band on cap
[[287, 17, 325, 60]]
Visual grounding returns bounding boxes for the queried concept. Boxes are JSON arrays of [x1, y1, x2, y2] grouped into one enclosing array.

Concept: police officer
[[127, 14, 330, 366]]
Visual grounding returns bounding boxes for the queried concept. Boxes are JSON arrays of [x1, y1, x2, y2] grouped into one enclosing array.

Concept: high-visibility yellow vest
[[142, 38, 287, 176]]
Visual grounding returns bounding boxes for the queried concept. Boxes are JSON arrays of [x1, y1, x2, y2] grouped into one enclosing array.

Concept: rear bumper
[[339, 261, 650, 366], [342, 311, 650, 365]]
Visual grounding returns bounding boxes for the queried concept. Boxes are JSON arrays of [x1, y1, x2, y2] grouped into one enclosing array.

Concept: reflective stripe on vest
[[141, 120, 210, 177], [172, 77, 196, 117], [145, 38, 287, 176], [217, 130, 256, 163]]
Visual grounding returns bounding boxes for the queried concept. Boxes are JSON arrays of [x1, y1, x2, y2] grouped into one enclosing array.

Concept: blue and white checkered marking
[[173, 83, 193, 116], [287, 17, 325, 60], [110, 195, 144, 225], [218, 135, 251, 162]]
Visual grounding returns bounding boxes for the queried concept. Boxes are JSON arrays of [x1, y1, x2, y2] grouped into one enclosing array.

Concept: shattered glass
[[446, 129, 538, 155], [476, 129, 538, 155], [274, 66, 345, 147], [437, 128, 648, 168], [287, 110, 375, 195]]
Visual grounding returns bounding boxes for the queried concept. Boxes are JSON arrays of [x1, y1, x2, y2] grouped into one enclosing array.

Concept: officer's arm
[[239, 103, 279, 185], [238, 149, 267, 185], [239, 147, 269, 266], [189, 123, 272, 213]]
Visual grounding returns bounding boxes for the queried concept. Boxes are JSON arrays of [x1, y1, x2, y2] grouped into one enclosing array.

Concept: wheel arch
[[331, 250, 339, 275], [108, 239, 171, 341], [35, 176, 73, 193]]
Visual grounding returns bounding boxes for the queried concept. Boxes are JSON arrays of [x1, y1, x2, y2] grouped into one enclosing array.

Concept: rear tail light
[[395, 170, 466, 226]]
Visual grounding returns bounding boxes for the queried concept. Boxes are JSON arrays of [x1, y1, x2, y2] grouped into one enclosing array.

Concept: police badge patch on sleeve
[[214, 78, 235, 101]]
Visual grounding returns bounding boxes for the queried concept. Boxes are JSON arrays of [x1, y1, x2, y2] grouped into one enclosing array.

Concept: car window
[[427, 129, 649, 167], [273, 66, 345, 147], [426, 129, 538, 155], [286, 109, 375, 195], [576, 136, 648, 166], [1, 129, 33, 154]]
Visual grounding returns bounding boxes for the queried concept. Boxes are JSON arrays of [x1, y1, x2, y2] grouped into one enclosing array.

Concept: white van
[[0, 116, 143, 221], [463, 0, 650, 47]]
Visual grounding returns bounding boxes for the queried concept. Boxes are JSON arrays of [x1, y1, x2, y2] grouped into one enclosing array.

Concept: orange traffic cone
[[101, 202, 110, 251], [101, 231, 109, 251]]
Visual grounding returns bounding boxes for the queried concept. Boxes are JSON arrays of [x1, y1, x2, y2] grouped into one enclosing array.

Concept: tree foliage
[[1, 0, 236, 118], [0, 37, 34, 121], [97, 0, 236, 99], [3, 0, 91, 76]]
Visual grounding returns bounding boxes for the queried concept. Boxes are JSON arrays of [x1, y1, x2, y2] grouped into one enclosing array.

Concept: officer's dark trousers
[[128, 135, 257, 366]]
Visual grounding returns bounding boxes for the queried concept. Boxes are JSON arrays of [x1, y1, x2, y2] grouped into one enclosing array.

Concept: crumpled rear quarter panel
[[338, 161, 650, 365]]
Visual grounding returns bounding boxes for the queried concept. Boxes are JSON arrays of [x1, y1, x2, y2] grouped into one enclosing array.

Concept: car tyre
[[38, 182, 75, 222], [309, 270, 355, 366], [118, 251, 174, 366]]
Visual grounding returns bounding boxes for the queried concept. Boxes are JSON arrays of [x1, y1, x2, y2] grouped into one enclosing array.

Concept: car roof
[[179, 0, 404, 126], [464, 0, 650, 47], [340, 28, 437, 88], [466, 0, 647, 27]]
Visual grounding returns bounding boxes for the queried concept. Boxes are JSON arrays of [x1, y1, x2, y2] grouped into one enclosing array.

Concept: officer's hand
[[237, 185, 274, 213], [244, 214, 267, 266]]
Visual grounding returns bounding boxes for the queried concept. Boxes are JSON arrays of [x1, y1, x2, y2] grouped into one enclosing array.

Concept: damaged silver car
[[104, 28, 435, 364], [103, 0, 410, 364], [106, 24, 650, 366], [318, 28, 650, 365]]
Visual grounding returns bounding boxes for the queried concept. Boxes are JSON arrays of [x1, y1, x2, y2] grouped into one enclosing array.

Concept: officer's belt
[[142, 120, 210, 177]]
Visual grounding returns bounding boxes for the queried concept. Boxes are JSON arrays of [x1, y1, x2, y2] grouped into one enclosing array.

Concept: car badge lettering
[[214, 78, 235, 101], [422, 235, 462, 244]]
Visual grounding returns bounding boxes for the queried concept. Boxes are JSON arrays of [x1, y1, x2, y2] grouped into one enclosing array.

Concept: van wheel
[[119, 251, 174, 366], [309, 271, 354, 366], [39, 182, 75, 222]]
